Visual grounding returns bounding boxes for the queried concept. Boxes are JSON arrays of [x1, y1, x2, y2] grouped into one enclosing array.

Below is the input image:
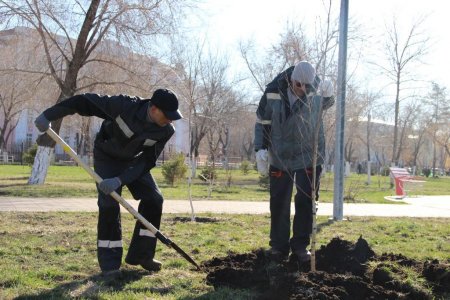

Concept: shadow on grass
[[0, 183, 29, 195], [180, 289, 259, 300], [1, 176, 29, 181], [316, 218, 335, 234], [0, 183, 28, 189], [14, 269, 150, 299]]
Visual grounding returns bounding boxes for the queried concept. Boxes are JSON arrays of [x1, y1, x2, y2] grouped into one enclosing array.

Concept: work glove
[[255, 149, 269, 176], [35, 113, 51, 132], [319, 79, 334, 97], [98, 177, 122, 195]]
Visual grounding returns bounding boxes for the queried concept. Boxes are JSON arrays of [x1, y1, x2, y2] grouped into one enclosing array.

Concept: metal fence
[[1, 141, 251, 170], [0, 141, 33, 164]]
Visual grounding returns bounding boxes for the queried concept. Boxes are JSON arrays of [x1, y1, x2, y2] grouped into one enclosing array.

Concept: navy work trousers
[[94, 158, 163, 272], [269, 165, 322, 254]]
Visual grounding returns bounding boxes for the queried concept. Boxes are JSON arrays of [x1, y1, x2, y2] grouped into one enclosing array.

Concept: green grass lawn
[[1, 164, 449, 298], [0, 212, 448, 299], [1, 164, 450, 203]]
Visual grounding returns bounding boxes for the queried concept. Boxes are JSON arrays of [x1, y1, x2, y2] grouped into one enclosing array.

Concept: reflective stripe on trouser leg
[[126, 173, 164, 263], [97, 205, 123, 271], [290, 165, 322, 251], [269, 166, 293, 254], [94, 157, 126, 271]]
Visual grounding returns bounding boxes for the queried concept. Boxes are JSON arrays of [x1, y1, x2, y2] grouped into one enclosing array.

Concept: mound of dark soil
[[202, 237, 449, 299]]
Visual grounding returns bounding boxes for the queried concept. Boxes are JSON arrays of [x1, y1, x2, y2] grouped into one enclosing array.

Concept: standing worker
[[254, 61, 334, 263], [35, 89, 182, 275]]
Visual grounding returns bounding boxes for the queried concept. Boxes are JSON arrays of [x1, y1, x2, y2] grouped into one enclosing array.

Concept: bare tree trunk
[[80, 118, 91, 164], [444, 141, 450, 157], [392, 73, 400, 166], [366, 112, 371, 184], [396, 118, 405, 165], [29, 91, 72, 184], [28, 146, 53, 184], [28, 0, 99, 184], [432, 132, 437, 177], [220, 127, 230, 169], [241, 131, 254, 161], [381, 17, 430, 165]]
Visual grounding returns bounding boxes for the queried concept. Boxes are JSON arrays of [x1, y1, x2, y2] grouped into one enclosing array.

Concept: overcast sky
[[195, 0, 450, 94]]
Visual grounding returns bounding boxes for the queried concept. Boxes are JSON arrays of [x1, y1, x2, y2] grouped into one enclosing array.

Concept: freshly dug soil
[[203, 237, 449, 299]]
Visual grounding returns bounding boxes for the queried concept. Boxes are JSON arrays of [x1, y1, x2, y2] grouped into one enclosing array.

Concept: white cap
[[319, 80, 334, 97], [291, 61, 316, 85]]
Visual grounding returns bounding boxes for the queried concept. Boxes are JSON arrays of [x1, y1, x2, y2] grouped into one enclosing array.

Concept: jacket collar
[[136, 101, 151, 122]]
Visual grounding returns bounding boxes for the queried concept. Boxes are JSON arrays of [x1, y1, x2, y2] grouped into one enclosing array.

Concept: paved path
[[0, 195, 449, 218]]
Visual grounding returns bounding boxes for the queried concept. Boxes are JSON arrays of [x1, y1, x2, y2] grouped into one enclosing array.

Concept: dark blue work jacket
[[43, 93, 174, 185]]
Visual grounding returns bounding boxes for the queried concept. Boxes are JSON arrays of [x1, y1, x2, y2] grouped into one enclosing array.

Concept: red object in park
[[389, 167, 425, 197]]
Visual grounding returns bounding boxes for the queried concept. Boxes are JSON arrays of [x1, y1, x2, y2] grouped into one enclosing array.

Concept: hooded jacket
[[254, 66, 334, 171]]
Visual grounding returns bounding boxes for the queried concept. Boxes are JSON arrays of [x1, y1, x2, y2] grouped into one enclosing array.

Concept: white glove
[[255, 149, 269, 176], [319, 80, 334, 97]]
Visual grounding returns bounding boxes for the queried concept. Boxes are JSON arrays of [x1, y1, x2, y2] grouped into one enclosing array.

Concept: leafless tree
[[198, 51, 243, 164], [0, 0, 195, 184], [239, 39, 281, 94], [374, 16, 429, 165], [424, 82, 449, 174], [358, 90, 382, 182], [436, 124, 450, 158], [0, 74, 33, 150], [204, 93, 245, 167], [169, 41, 211, 182], [170, 33, 244, 163], [407, 110, 428, 172], [342, 84, 366, 162], [238, 22, 316, 97], [233, 108, 256, 161], [394, 99, 422, 164], [437, 136, 449, 173], [0, 32, 52, 151]]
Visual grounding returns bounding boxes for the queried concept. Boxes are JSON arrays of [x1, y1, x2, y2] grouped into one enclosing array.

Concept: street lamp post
[[333, 0, 349, 221]]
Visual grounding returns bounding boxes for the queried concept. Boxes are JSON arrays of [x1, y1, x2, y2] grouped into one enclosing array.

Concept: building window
[[26, 133, 32, 148]]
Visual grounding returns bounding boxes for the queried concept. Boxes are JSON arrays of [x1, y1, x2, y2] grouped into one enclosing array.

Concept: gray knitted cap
[[291, 61, 316, 85]]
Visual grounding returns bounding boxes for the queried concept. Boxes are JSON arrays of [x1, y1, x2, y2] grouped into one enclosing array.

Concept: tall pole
[[188, 103, 196, 221], [333, 0, 349, 220]]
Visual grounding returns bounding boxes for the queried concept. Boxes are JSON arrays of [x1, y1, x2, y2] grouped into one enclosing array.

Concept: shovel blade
[[170, 241, 202, 271]]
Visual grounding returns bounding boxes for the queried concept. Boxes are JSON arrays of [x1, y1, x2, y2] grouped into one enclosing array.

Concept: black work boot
[[99, 269, 122, 280], [264, 248, 288, 262], [125, 257, 162, 272], [139, 258, 162, 272], [290, 249, 311, 263]]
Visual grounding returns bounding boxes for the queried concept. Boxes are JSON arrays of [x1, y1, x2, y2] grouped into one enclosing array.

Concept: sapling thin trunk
[[310, 104, 323, 272]]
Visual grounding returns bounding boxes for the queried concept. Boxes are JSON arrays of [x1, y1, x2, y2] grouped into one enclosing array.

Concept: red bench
[[389, 167, 425, 197]]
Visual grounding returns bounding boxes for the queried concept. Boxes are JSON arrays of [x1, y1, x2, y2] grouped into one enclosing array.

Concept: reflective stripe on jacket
[[254, 67, 334, 171], [43, 93, 174, 184]]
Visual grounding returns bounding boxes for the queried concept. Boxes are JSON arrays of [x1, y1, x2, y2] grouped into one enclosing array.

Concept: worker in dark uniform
[[34, 89, 182, 275]]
